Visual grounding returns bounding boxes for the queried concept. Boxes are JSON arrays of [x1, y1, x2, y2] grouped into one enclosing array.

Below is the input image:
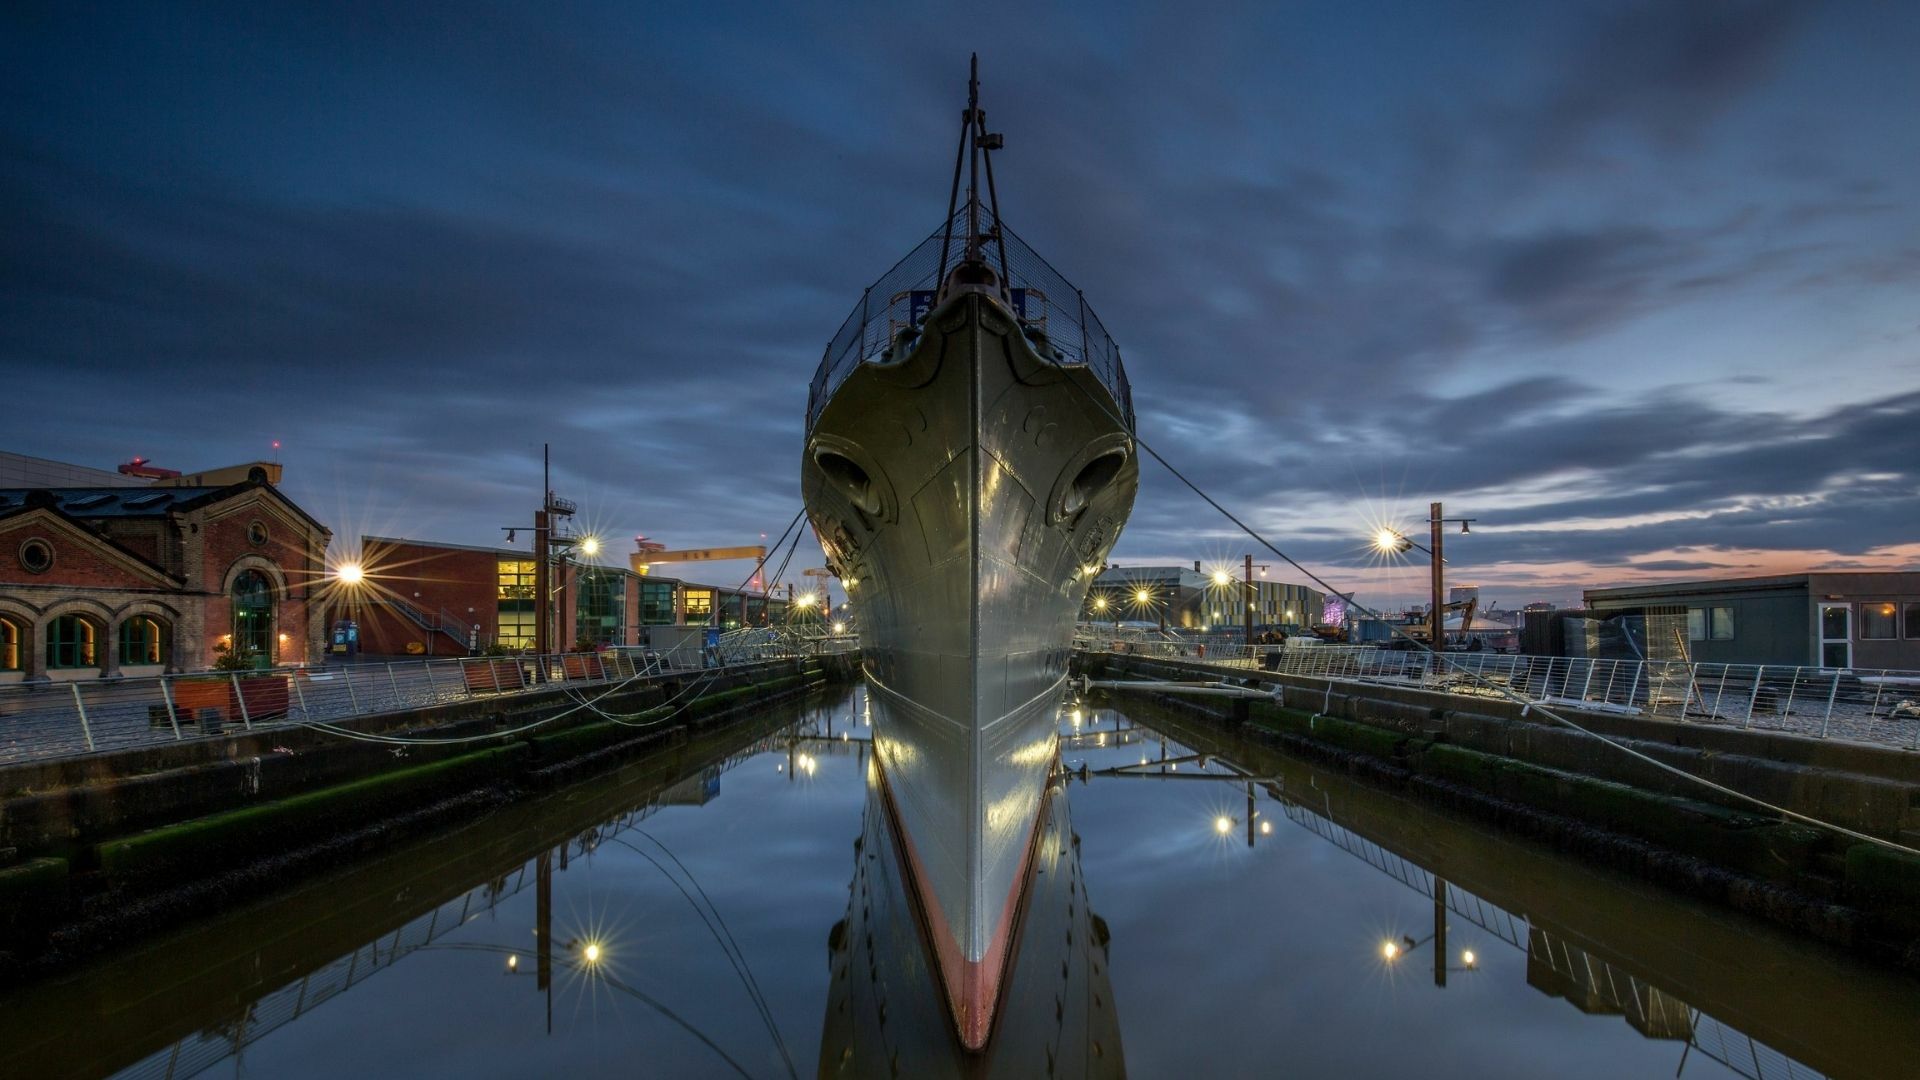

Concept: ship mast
[[936, 54, 1011, 305]]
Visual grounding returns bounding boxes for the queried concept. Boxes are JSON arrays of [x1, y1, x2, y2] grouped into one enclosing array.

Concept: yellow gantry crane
[[629, 538, 768, 577]]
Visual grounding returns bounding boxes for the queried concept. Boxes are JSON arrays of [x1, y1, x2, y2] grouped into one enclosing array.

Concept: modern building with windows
[[0, 474, 331, 682], [1582, 572, 1920, 670], [352, 535, 793, 657], [1087, 564, 1325, 633]]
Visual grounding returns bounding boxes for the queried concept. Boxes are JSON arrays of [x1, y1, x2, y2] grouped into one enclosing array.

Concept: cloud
[[1, 2, 1915, 608]]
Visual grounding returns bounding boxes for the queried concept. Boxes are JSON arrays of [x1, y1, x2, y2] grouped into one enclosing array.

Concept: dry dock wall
[[0, 656, 857, 982], [1081, 652, 1920, 966]]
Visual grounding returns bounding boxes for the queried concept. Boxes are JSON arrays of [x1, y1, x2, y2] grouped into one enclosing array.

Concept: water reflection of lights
[[1380, 933, 1479, 973]]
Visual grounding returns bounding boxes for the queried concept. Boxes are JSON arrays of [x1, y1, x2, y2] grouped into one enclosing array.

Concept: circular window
[[18, 539, 53, 574], [247, 521, 269, 547]]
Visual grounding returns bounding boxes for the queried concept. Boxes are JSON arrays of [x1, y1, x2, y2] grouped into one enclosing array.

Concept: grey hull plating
[[803, 287, 1137, 1047]]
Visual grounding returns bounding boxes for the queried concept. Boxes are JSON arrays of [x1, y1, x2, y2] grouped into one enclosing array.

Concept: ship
[[819, 765, 1125, 1076], [801, 58, 1139, 1051]]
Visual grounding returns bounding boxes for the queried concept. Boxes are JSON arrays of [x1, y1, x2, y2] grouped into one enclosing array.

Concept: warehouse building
[[1582, 572, 1920, 670], [349, 535, 794, 657]]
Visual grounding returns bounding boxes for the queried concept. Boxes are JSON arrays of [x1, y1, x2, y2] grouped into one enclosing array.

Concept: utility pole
[[1430, 501, 1445, 651], [531, 443, 578, 661], [1243, 553, 1255, 644], [534, 445, 551, 659]]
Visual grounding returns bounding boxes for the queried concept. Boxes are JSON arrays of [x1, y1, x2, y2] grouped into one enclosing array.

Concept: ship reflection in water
[[820, 762, 1122, 1077], [4, 690, 1916, 1079]]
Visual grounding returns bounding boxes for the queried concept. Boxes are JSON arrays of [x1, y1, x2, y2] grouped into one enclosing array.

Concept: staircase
[[386, 597, 473, 649]]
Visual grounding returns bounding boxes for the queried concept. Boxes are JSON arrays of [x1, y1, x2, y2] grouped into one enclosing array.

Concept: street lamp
[[1369, 503, 1474, 649]]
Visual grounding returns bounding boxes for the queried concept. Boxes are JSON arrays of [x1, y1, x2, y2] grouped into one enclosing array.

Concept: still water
[[3, 685, 1915, 1079]]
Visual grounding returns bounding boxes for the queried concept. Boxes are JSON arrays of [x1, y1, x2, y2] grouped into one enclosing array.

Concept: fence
[[0, 640, 846, 769], [1078, 631, 1920, 751], [807, 197, 1133, 431]]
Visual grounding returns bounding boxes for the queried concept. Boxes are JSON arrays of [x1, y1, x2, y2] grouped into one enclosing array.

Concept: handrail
[[807, 197, 1132, 432], [0, 642, 848, 768], [1078, 637, 1920, 752]]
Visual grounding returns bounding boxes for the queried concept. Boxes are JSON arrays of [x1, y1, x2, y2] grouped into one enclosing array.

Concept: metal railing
[[808, 198, 1132, 431], [714, 626, 860, 665], [1078, 630, 1920, 751], [0, 643, 836, 768]]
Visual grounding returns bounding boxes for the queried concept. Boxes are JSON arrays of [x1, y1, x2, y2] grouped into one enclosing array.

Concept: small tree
[[210, 640, 254, 672]]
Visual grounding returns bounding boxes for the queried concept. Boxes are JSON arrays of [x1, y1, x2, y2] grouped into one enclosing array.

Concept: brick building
[[0, 480, 331, 682], [349, 535, 794, 657]]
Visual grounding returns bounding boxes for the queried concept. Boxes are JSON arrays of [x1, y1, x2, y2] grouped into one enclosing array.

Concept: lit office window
[[1859, 602, 1898, 640]]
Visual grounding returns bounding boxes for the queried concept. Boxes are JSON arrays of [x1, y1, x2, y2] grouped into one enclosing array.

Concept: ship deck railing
[[808, 198, 1133, 432]]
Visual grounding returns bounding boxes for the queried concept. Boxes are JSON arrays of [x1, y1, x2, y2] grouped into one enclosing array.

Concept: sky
[[4, 1, 1917, 610]]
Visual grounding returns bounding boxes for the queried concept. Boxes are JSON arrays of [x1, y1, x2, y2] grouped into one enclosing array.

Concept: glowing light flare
[[832, 621, 846, 634], [1211, 570, 1230, 586], [582, 942, 602, 965], [1373, 528, 1402, 554], [1092, 596, 1108, 611], [1260, 820, 1272, 835], [578, 535, 602, 557], [1133, 588, 1151, 605], [506, 954, 518, 971], [1213, 816, 1233, 835], [334, 562, 366, 586], [1462, 950, 1477, 967], [1382, 941, 1400, 960]]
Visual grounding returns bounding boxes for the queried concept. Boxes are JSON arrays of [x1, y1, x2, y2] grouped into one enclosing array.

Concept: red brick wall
[[351, 541, 501, 657], [196, 499, 326, 667], [0, 516, 170, 590]]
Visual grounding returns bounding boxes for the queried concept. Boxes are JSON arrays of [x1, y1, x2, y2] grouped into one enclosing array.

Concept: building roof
[[0, 481, 330, 537], [0, 451, 148, 488], [1584, 573, 1813, 602], [0, 486, 228, 518]]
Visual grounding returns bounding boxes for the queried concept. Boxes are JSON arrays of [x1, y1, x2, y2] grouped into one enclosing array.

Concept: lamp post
[[1373, 503, 1474, 649]]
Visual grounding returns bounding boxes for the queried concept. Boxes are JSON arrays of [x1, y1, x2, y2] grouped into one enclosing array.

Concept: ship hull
[[803, 288, 1137, 1048]]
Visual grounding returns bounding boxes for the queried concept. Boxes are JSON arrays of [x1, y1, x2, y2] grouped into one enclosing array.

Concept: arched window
[[0, 618, 19, 671], [119, 616, 167, 666], [46, 615, 98, 669], [232, 570, 275, 660]]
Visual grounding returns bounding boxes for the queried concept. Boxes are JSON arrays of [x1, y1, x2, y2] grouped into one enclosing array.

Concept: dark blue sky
[[5, 2, 1917, 606]]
